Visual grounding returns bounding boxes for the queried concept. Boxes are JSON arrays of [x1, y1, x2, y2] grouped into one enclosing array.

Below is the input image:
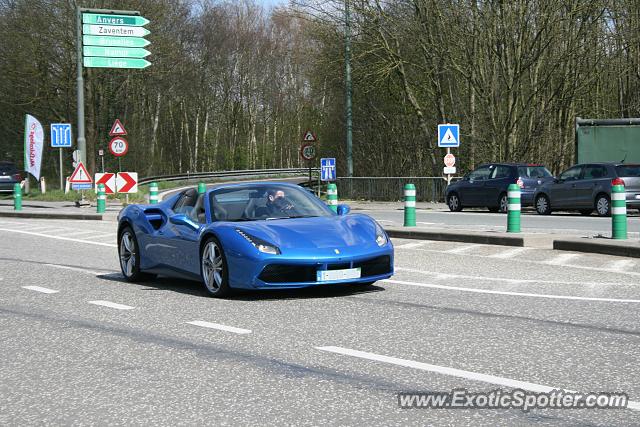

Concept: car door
[[169, 192, 207, 276], [577, 164, 609, 208], [485, 164, 513, 206], [459, 165, 493, 206], [549, 165, 583, 208]]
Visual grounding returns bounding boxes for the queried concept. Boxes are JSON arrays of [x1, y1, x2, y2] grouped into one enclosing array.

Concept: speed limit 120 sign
[[109, 137, 129, 157]]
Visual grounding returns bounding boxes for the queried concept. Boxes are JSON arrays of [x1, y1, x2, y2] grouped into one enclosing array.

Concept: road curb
[[384, 227, 524, 247], [0, 211, 103, 220], [553, 238, 640, 258]]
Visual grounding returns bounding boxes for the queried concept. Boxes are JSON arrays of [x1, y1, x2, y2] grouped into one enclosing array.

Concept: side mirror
[[337, 204, 351, 216], [170, 213, 200, 230]]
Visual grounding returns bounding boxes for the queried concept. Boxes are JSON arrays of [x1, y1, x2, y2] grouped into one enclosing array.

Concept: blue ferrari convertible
[[116, 182, 394, 296]]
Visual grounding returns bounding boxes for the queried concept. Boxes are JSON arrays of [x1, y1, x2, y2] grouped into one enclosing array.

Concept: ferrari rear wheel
[[201, 237, 230, 297], [118, 226, 155, 282]]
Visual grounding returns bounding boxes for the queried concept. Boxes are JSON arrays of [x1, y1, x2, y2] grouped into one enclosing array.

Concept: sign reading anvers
[[82, 11, 152, 69]]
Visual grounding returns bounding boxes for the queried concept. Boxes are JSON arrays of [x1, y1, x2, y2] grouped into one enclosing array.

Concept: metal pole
[[59, 148, 64, 190], [345, 0, 353, 177], [76, 4, 86, 167], [446, 147, 451, 186]]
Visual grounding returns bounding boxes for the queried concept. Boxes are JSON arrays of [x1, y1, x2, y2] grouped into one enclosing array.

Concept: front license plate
[[317, 268, 361, 282]]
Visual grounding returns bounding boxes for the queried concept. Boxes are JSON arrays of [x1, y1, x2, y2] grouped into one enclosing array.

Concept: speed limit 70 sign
[[109, 137, 129, 157]]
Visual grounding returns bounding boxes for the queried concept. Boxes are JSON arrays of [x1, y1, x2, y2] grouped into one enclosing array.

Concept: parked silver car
[[533, 163, 640, 216]]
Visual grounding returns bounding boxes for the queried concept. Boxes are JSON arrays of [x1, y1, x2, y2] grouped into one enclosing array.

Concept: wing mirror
[[337, 204, 351, 216], [170, 213, 200, 230]]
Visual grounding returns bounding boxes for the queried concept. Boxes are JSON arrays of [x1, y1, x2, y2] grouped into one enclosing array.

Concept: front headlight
[[374, 222, 387, 247], [236, 229, 281, 254]]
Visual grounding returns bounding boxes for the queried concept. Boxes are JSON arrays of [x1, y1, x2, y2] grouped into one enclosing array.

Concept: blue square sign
[[51, 123, 72, 148], [321, 158, 336, 181], [438, 124, 459, 148]]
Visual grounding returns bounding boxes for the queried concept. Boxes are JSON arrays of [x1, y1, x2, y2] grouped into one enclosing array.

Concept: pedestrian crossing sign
[[438, 124, 460, 148]]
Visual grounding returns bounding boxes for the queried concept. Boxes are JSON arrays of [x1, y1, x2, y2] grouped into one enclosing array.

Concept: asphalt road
[[1, 218, 640, 425]]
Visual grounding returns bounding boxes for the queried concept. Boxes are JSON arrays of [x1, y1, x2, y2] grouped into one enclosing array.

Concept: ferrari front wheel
[[118, 226, 155, 282], [201, 237, 230, 297]]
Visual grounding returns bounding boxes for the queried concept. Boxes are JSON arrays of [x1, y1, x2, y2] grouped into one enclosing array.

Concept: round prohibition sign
[[300, 142, 316, 161], [109, 137, 129, 157]]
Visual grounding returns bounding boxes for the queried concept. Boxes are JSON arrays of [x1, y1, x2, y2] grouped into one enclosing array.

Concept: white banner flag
[[24, 114, 44, 180]]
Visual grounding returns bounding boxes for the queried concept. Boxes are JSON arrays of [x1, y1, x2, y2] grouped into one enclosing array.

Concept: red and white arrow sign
[[69, 162, 92, 184], [95, 172, 116, 194], [116, 172, 138, 193], [109, 119, 127, 136]]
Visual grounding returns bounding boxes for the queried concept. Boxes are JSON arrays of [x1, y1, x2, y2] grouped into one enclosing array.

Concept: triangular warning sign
[[302, 130, 316, 142], [109, 119, 127, 136], [69, 162, 93, 184], [440, 128, 457, 145]]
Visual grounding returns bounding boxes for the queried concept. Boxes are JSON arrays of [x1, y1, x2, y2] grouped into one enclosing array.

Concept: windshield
[[209, 185, 333, 221], [517, 166, 553, 178], [616, 165, 640, 177], [0, 163, 17, 173]]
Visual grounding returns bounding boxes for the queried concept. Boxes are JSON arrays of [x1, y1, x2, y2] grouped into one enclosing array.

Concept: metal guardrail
[[336, 177, 459, 202], [139, 168, 319, 185]]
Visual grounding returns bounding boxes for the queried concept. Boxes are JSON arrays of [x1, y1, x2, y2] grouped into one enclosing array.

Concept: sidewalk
[[0, 199, 121, 221]]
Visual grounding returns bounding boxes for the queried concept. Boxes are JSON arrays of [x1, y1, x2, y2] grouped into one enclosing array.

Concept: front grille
[[259, 264, 317, 283], [355, 255, 392, 277]]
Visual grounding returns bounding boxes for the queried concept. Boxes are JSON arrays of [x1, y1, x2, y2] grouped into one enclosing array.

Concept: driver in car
[[265, 189, 295, 216]]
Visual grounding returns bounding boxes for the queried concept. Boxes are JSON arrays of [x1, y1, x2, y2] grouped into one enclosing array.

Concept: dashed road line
[[488, 247, 530, 259], [546, 253, 581, 266], [88, 300, 134, 310], [0, 228, 117, 247], [605, 259, 636, 271], [45, 263, 106, 276], [444, 244, 477, 254], [22, 285, 59, 294], [383, 279, 640, 303], [395, 241, 431, 249], [315, 346, 640, 411], [187, 320, 252, 334]]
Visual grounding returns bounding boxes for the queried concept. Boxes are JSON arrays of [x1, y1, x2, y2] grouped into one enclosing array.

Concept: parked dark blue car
[[445, 163, 554, 212], [0, 161, 23, 193]]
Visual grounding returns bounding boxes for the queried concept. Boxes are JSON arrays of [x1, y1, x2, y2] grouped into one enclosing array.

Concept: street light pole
[[345, 0, 353, 177], [75, 3, 86, 167]]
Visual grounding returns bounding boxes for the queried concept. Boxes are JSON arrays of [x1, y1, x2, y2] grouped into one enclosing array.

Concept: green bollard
[[403, 183, 416, 227], [96, 183, 106, 214], [13, 183, 22, 211], [198, 182, 206, 194], [507, 183, 521, 233], [611, 182, 627, 240], [327, 183, 338, 212], [149, 182, 159, 204]]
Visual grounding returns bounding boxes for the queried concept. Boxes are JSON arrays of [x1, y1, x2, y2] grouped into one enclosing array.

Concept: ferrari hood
[[233, 214, 379, 251]]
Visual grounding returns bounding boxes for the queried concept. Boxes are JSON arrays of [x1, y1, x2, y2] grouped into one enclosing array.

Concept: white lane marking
[[444, 244, 477, 254], [0, 228, 117, 248], [394, 267, 622, 287], [398, 246, 640, 277], [489, 247, 530, 259], [186, 320, 252, 334], [605, 259, 635, 271], [395, 241, 430, 249], [88, 300, 134, 310], [78, 233, 116, 240], [376, 220, 394, 224], [383, 279, 640, 303], [546, 253, 580, 266], [315, 346, 640, 411], [45, 264, 105, 276], [22, 285, 59, 294], [63, 230, 106, 237]]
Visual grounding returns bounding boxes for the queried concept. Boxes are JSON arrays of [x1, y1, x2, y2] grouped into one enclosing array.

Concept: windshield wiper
[[266, 215, 318, 220]]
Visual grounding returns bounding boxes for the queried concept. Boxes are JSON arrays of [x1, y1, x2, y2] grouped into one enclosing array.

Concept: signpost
[[76, 7, 152, 170], [109, 137, 128, 157], [301, 133, 317, 188], [51, 123, 72, 190], [321, 158, 336, 182], [69, 161, 93, 190], [438, 124, 460, 185], [109, 119, 127, 136]]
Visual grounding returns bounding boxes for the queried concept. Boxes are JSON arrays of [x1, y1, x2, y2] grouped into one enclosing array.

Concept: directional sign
[[116, 172, 138, 193], [50, 123, 72, 148], [69, 162, 92, 184], [83, 35, 151, 48], [82, 13, 150, 27], [321, 158, 336, 181], [82, 24, 150, 38], [95, 172, 116, 194], [300, 143, 316, 161], [302, 130, 317, 142], [83, 57, 151, 69], [109, 137, 129, 157], [83, 46, 150, 58], [438, 124, 460, 148], [109, 119, 127, 136]]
